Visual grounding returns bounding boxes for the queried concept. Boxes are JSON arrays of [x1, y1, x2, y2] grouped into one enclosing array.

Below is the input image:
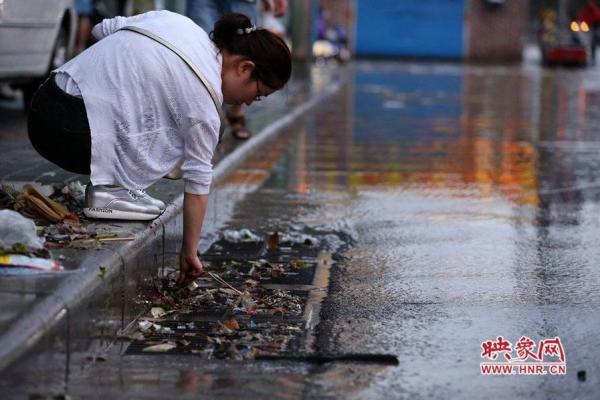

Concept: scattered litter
[[138, 321, 152, 331], [291, 260, 310, 271], [0, 254, 62, 272], [142, 342, 176, 353], [218, 317, 240, 333], [150, 307, 167, 318], [237, 290, 256, 311], [95, 232, 117, 239], [223, 228, 262, 243], [120, 331, 145, 341], [0, 209, 45, 250], [280, 232, 318, 246], [61, 181, 86, 202], [268, 231, 279, 250], [43, 218, 89, 245], [283, 325, 301, 332], [271, 264, 285, 278], [139, 320, 172, 334]]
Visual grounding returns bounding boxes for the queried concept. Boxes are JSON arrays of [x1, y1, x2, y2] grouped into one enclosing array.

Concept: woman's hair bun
[[211, 13, 253, 49]]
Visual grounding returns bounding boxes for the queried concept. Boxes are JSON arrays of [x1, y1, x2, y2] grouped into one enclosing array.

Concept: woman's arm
[[176, 116, 220, 285], [177, 192, 208, 285]]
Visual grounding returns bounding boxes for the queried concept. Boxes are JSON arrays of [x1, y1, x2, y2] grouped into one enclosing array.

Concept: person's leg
[[226, 104, 251, 140], [224, 1, 258, 140], [28, 76, 91, 174], [592, 25, 598, 65], [75, 15, 92, 54], [75, 0, 93, 54], [186, 0, 223, 33], [227, 0, 258, 23]]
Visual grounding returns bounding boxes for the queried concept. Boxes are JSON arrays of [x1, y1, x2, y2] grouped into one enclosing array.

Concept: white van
[[0, 0, 77, 105]]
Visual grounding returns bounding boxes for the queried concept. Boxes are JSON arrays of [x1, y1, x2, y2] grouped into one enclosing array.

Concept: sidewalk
[[0, 64, 344, 372]]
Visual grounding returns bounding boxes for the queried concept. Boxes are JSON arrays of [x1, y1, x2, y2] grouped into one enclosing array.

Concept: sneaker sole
[[83, 207, 160, 221]]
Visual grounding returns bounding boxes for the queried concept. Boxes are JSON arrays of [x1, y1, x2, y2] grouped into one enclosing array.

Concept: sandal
[[227, 114, 253, 140]]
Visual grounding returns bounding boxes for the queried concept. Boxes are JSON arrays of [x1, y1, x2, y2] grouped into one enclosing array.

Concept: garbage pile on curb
[[123, 230, 321, 360], [0, 181, 127, 272]]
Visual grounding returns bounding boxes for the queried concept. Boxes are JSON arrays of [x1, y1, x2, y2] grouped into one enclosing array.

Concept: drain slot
[[256, 353, 399, 365]]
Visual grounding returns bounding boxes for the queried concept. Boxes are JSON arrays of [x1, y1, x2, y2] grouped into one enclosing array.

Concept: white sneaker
[[133, 189, 166, 212], [83, 184, 163, 221]]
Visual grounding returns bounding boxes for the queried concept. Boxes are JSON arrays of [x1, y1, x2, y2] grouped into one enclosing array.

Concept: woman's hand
[[177, 253, 204, 286], [179, 192, 208, 286]]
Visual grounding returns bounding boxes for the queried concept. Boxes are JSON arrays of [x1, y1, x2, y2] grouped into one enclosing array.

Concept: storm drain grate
[[161, 314, 306, 324], [205, 260, 317, 286], [125, 318, 306, 357], [124, 232, 334, 360], [202, 240, 321, 262], [265, 244, 321, 261], [144, 290, 309, 321], [201, 240, 266, 260]]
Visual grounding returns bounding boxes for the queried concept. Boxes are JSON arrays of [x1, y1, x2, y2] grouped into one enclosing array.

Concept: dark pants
[[27, 75, 91, 174]]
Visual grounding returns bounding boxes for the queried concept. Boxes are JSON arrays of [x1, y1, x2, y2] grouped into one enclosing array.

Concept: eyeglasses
[[254, 79, 263, 102]]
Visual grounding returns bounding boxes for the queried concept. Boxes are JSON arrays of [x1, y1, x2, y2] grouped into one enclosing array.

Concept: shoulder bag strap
[[119, 25, 226, 141]]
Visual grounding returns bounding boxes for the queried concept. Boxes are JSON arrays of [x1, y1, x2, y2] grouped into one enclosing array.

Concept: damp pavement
[[1, 59, 600, 399]]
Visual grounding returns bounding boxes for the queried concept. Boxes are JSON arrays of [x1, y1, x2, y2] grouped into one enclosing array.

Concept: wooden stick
[[207, 271, 243, 295], [98, 236, 136, 242]]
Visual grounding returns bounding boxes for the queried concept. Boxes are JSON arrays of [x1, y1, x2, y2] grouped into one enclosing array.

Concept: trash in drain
[[125, 318, 306, 359], [124, 263, 311, 359], [124, 230, 339, 360]]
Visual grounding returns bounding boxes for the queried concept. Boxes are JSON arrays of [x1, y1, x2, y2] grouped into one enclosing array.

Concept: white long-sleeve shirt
[[55, 10, 223, 195]]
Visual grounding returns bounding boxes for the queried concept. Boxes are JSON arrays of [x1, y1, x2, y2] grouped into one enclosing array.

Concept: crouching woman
[[27, 10, 292, 283]]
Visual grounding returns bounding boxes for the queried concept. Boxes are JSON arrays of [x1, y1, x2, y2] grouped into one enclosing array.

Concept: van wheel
[[23, 25, 70, 111]]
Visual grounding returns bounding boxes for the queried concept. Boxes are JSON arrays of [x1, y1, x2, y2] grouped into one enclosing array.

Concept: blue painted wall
[[355, 0, 466, 58]]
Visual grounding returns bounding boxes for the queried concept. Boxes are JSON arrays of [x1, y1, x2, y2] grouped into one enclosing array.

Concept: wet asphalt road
[[2, 59, 600, 399], [220, 61, 600, 399]]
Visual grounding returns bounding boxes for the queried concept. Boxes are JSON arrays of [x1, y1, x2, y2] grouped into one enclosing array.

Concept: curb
[[0, 77, 344, 371]]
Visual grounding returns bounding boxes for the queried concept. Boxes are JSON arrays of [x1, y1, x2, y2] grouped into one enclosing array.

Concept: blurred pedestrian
[[259, 0, 287, 38], [26, 11, 292, 282], [186, 0, 288, 139], [576, 0, 600, 64], [91, 0, 129, 24], [74, 0, 94, 54], [314, 7, 350, 63]]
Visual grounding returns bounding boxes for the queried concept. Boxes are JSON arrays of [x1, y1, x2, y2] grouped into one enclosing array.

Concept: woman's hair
[[211, 13, 292, 91]]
